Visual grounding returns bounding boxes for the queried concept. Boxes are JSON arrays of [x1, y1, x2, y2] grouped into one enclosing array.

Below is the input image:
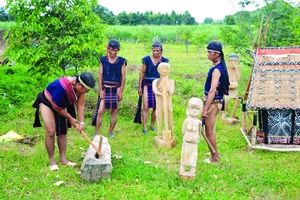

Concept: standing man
[[202, 41, 230, 163], [92, 39, 127, 138], [138, 41, 169, 134]]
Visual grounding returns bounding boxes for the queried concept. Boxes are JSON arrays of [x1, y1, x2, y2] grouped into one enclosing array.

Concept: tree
[[117, 11, 130, 25], [203, 17, 214, 24], [224, 15, 236, 25], [260, 0, 299, 46], [4, 0, 107, 76], [220, 0, 299, 64], [181, 11, 197, 25], [177, 27, 194, 53], [92, 5, 117, 25], [0, 7, 9, 21], [137, 26, 152, 51]]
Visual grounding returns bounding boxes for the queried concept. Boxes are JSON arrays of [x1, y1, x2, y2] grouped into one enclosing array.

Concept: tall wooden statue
[[180, 97, 203, 179], [222, 53, 241, 124], [152, 62, 176, 148]]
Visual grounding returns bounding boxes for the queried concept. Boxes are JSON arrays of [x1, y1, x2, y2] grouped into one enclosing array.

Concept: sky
[[0, 0, 299, 23]]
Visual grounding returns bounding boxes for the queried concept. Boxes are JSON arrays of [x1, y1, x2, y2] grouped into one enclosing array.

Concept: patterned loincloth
[[146, 85, 156, 108], [91, 87, 118, 126]]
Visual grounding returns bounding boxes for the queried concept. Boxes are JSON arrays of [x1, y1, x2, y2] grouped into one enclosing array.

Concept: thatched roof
[[246, 46, 300, 110]]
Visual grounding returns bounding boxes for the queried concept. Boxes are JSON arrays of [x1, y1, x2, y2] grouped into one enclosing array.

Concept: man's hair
[[78, 72, 96, 89], [207, 41, 222, 52], [152, 41, 162, 49], [108, 39, 120, 49]]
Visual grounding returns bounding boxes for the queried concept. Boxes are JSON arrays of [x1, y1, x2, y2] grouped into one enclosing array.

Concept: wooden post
[[251, 114, 257, 146], [242, 103, 247, 132]]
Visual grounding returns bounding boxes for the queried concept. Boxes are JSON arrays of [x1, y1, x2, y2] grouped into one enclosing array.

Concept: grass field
[[1, 41, 300, 200]]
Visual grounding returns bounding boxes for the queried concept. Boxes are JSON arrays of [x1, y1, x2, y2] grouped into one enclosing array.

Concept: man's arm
[[202, 69, 221, 118], [138, 63, 146, 96], [76, 93, 85, 131], [118, 62, 127, 101], [98, 62, 104, 99]]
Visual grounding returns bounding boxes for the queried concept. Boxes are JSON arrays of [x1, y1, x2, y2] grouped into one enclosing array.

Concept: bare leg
[[150, 107, 156, 128], [95, 100, 105, 135], [142, 86, 149, 131], [40, 103, 57, 166], [108, 109, 118, 134], [45, 133, 56, 166], [204, 104, 220, 162], [57, 134, 69, 164]]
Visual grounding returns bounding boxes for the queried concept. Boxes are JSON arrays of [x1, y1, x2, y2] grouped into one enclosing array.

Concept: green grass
[[1, 42, 300, 200], [0, 21, 15, 30]]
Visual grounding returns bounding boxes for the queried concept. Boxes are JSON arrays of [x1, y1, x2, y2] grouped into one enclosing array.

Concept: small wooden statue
[[223, 53, 241, 123], [152, 62, 176, 148], [180, 97, 203, 179]]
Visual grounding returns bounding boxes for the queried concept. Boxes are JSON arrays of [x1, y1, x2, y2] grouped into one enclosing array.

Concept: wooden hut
[[241, 46, 300, 151]]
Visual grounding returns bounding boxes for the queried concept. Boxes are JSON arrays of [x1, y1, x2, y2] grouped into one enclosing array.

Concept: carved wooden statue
[[152, 62, 176, 148], [223, 53, 241, 123], [180, 97, 203, 179]]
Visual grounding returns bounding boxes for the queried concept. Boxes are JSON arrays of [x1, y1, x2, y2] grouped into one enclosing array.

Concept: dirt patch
[[15, 135, 40, 147]]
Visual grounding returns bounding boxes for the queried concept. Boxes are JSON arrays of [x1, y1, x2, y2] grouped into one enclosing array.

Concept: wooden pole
[[251, 114, 257, 146], [242, 103, 247, 132]]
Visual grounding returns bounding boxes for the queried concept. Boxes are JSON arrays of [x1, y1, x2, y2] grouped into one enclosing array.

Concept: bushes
[[0, 65, 51, 118]]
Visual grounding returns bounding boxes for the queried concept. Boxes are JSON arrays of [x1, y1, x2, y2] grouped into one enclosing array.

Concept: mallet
[[75, 124, 103, 158], [95, 135, 103, 159]]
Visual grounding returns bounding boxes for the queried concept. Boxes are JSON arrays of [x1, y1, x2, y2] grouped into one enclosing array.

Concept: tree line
[[0, 4, 217, 25], [1, 0, 299, 77]]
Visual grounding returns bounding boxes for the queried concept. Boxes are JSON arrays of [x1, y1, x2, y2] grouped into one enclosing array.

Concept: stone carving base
[[155, 136, 176, 148], [80, 135, 112, 182]]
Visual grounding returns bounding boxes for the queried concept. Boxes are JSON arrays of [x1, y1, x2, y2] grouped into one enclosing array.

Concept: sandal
[[61, 162, 77, 167], [150, 126, 157, 132], [49, 165, 59, 171]]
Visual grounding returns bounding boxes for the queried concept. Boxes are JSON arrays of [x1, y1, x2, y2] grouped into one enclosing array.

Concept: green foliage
[[294, 15, 300, 41], [190, 25, 221, 48], [0, 21, 14, 29], [230, 0, 300, 50], [4, 0, 107, 76], [224, 15, 236, 25], [0, 64, 52, 118], [105, 25, 221, 45], [260, 0, 300, 46], [203, 17, 214, 24], [177, 27, 195, 53], [137, 26, 152, 51], [115, 10, 197, 25], [219, 0, 299, 65], [219, 25, 253, 65], [0, 7, 10, 22], [92, 5, 117, 25]]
